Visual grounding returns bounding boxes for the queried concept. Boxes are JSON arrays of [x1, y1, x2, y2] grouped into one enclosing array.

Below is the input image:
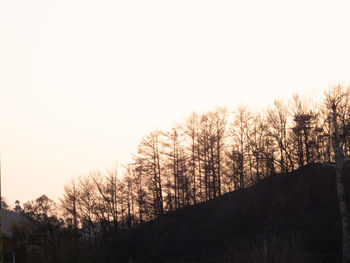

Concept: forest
[[3, 85, 350, 263]]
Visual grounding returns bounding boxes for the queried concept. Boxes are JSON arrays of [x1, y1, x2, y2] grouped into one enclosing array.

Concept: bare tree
[[138, 131, 164, 217], [198, 113, 219, 199], [61, 180, 79, 229], [121, 170, 136, 229], [184, 112, 200, 204], [131, 157, 152, 223], [162, 127, 181, 209], [325, 84, 350, 263], [76, 176, 97, 243], [229, 106, 251, 189], [247, 112, 269, 181], [213, 107, 228, 196], [267, 100, 294, 172]]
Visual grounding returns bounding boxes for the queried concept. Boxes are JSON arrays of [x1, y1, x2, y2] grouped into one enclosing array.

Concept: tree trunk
[[332, 104, 350, 263]]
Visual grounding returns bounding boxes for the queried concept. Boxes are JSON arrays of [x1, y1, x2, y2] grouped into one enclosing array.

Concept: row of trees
[[60, 85, 350, 232], [4, 85, 350, 263]]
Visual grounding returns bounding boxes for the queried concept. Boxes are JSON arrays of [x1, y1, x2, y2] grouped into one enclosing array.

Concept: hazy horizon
[[1, 0, 350, 206]]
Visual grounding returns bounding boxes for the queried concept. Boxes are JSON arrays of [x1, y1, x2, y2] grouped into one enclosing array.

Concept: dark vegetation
[[3, 85, 350, 262], [125, 164, 350, 263]]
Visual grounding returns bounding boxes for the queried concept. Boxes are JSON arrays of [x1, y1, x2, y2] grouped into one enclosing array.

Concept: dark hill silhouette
[[116, 163, 349, 263]]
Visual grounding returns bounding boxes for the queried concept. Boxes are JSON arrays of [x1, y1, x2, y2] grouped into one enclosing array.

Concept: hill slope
[[118, 163, 350, 263]]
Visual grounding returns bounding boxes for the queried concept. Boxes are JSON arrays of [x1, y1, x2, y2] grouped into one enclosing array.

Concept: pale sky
[[1, 0, 350, 207]]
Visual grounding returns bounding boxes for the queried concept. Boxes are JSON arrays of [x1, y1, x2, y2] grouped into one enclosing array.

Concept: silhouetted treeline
[[4, 85, 350, 262], [61, 86, 349, 228]]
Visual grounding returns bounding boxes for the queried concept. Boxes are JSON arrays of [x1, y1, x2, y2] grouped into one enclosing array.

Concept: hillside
[[116, 163, 350, 263]]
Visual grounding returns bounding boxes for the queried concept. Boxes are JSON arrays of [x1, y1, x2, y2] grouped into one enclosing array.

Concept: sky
[[1, 0, 350, 207]]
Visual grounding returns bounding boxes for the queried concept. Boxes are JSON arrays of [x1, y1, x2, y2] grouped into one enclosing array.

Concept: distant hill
[[117, 163, 350, 263]]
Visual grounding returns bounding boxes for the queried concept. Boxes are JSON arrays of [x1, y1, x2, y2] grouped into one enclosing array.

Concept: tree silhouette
[[325, 84, 350, 263]]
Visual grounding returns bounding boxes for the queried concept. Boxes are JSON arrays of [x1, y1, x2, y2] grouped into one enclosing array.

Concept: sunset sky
[[1, 0, 350, 206]]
